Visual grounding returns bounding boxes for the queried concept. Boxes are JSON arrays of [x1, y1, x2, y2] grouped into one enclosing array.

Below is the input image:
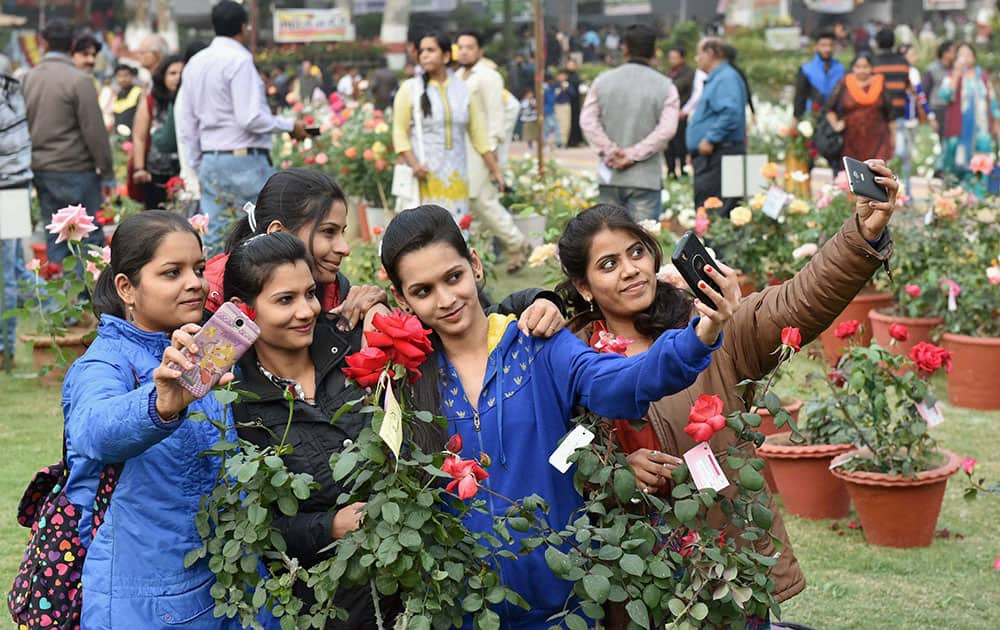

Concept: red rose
[[888, 322, 909, 341], [165, 176, 185, 195], [40, 262, 63, 280], [441, 455, 488, 500], [834, 320, 860, 339], [341, 346, 390, 388], [445, 433, 463, 454], [678, 530, 700, 557], [908, 342, 952, 376], [458, 214, 473, 230], [780, 326, 802, 352], [827, 370, 847, 388], [685, 394, 726, 442], [96, 209, 115, 225], [364, 310, 434, 378]]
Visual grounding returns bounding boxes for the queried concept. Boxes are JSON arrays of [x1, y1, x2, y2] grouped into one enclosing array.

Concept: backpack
[[7, 371, 136, 628]]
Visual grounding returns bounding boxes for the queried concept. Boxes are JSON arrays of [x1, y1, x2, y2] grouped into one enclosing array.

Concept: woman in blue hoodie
[[62, 211, 245, 628], [379, 205, 741, 627]]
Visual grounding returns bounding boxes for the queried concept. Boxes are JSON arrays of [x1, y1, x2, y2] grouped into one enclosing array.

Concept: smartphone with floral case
[[173, 302, 259, 398]]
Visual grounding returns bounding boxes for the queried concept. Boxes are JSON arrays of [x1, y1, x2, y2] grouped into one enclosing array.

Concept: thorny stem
[[279, 391, 295, 450], [825, 379, 878, 455]]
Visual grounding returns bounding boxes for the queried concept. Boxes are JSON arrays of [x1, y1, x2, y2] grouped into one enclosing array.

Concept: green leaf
[[597, 545, 622, 561], [381, 502, 400, 524], [613, 467, 637, 502], [625, 600, 650, 629], [264, 455, 284, 469], [565, 613, 588, 630], [582, 574, 611, 604], [409, 615, 431, 630], [213, 388, 240, 405], [544, 547, 572, 578], [751, 503, 773, 529], [763, 390, 782, 415], [277, 495, 297, 516], [332, 452, 358, 481], [477, 608, 500, 630], [236, 460, 259, 483], [462, 593, 484, 613], [739, 467, 765, 492], [690, 602, 709, 621], [648, 559, 670, 579], [671, 463, 690, 484], [667, 597, 685, 617], [508, 516, 530, 532], [248, 504, 268, 526], [291, 477, 311, 500], [399, 528, 422, 550], [619, 553, 645, 577], [673, 498, 700, 524]]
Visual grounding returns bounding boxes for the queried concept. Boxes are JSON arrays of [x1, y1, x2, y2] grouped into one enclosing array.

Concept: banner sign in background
[[273, 9, 355, 43]]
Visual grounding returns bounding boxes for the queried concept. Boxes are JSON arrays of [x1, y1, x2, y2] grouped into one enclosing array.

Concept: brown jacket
[[23, 54, 113, 175], [575, 214, 892, 612]]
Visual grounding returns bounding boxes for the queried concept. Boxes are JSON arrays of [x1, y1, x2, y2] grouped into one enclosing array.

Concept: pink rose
[[46, 204, 98, 244], [961, 457, 976, 475], [904, 284, 922, 298], [315, 152, 329, 165], [26, 258, 40, 272]]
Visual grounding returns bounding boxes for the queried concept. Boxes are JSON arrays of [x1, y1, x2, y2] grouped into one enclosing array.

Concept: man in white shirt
[[456, 31, 529, 272], [178, 1, 307, 251]]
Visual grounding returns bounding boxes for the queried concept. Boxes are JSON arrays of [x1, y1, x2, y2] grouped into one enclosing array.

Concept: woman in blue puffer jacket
[[61, 210, 244, 628]]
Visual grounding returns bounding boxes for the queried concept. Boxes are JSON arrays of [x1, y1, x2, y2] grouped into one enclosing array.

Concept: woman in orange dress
[[824, 51, 894, 162]]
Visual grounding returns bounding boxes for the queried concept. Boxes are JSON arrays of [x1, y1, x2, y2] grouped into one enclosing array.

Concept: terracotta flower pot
[[829, 448, 961, 548], [20, 328, 91, 387], [940, 333, 1000, 410], [758, 433, 853, 520], [749, 398, 803, 493], [817, 291, 895, 365], [869, 308, 944, 367]]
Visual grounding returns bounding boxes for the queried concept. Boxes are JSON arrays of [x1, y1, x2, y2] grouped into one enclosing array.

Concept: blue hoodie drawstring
[[496, 364, 508, 469]]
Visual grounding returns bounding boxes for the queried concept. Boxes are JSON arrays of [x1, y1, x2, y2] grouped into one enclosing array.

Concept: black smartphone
[[305, 127, 322, 137], [671, 231, 723, 310], [842, 156, 889, 202]]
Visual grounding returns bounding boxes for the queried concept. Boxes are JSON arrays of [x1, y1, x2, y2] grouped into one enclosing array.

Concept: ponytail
[[420, 72, 432, 118], [92, 264, 124, 319]]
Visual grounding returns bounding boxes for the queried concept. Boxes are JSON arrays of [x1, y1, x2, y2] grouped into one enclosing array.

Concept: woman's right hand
[[331, 502, 366, 539], [627, 449, 682, 493], [153, 324, 233, 420], [692, 261, 742, 346], [132, 168, 152, 184], [412, 163, 430, 179]]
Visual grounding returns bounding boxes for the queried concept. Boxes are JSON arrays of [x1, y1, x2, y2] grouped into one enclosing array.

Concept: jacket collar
[[211, 36, 250, 58], [97, 314, 171, 353], [237, 321, 358, 403]]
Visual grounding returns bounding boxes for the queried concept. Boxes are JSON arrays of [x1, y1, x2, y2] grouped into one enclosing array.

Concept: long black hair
[[380, 205, 473, 414], [223, 232, 313, 307], [224, 168, 348, 255], [93, 210, 202, 319], [418, 32, 451, 118], [556, 204, 692, 339], [150, 54, 183, 112]]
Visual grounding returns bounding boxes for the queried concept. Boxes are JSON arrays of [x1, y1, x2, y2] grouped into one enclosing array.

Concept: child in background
[[519, 87, 539, 149]]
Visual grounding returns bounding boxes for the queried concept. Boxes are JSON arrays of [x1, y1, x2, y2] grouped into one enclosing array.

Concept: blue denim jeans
[[1, 238, 30, 354], [198, 153, 274, 254], [598, 185, 663, 222], [33, 170, 106, 263]]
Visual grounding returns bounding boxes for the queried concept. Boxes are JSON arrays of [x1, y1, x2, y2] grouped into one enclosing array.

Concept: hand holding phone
[[168, 302, 260, 398], [843, 156, 889, 203], [671, 231, 723, 310]]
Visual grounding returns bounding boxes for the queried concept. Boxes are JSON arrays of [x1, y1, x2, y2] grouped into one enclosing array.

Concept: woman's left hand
[[331, 285, 389, 330], [855, 160, 900, 241], [517, 299, 565, 338], [692, 261, 742, 346]]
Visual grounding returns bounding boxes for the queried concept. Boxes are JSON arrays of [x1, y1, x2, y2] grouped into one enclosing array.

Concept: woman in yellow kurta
[[392, 33, 507, 223]]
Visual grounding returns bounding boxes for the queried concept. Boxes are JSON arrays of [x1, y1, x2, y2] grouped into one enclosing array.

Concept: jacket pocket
[[152, 578, 216, 625]]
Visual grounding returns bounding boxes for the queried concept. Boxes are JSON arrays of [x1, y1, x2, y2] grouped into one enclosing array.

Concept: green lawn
[[1, 267, 998, 629]]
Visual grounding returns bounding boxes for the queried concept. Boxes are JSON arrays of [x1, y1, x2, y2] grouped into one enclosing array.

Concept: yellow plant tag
[[379, 373, 403, 468]]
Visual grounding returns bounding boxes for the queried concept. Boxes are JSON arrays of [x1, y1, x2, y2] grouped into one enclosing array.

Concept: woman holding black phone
[[557, 160, 901, 625]]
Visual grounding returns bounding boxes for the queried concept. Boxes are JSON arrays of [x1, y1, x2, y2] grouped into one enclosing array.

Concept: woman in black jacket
[[224, 233, 564, 627]]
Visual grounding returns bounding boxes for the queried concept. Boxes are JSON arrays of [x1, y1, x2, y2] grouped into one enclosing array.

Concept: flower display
[[961, 457, 976, 475], [685, 394, 727, 442], [528, 243, 558, 267], [341, 346, 391, 388], [363, 310, 434, 378], [888, 323, 909, 342], [730, 206, 752, 226], [760, 162, 779, 180], [780, 326, 802, 352], [46, 204, 98, 244], [787, 198, 810, 214], [441, 455, 489, 500], [703, 196, 724, 210], [908, 342, 952, 376], [834, 320, 860, 339]]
